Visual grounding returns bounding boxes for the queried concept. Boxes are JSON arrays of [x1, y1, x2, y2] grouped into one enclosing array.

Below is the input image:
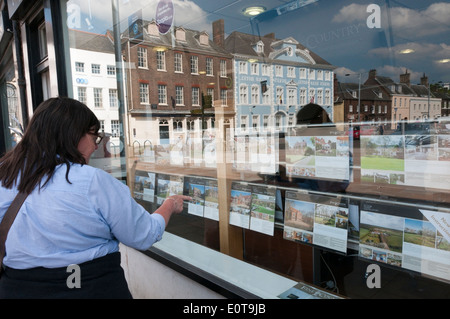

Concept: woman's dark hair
[[0, 97, 100, 194]]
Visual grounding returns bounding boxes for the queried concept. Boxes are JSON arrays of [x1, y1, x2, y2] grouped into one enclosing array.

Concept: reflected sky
[[67, 0, 450, 83]]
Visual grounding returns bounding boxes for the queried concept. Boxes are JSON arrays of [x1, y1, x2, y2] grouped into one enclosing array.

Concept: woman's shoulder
[[52, 163, 113, 189]]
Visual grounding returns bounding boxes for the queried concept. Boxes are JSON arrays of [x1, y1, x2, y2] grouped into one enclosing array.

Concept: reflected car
[[352, 126, 360, 140]]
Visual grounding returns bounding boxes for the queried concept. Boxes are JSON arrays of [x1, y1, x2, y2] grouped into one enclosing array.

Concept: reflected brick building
[[122, 20, 234, 145]]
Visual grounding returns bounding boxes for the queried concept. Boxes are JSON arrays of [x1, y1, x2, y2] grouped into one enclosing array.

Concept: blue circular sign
[[76, 78, 88, 84], [155, 0, 174, 35]]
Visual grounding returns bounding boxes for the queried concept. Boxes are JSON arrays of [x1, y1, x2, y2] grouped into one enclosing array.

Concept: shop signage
[[76, 78, 88, 85], [128, 9, 143, 41], [155, 0, 174, 35]]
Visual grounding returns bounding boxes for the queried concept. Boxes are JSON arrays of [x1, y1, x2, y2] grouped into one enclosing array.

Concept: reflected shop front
[[1, 0, 450, 299]]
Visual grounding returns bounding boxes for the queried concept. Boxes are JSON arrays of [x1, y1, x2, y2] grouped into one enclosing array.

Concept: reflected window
[[220, 89, 227, 106], [190, 56, 198, 74], [75, 62, 84, 73], [157, 51, 166, 71], [174, 53, 182, 73], [77, 87, 87, 104], [93, 88, 102, 107], [192, 87, 200, 106], [140, 83, 149, 104], [220, 60, 227, 77], [206, 58, 213, 76], [176, 86, 184, 105], [251, 85, 259, 104], [91, 64, 100, 74], [109, 89, 118, 108], [38, 22, 47, 60], [138, 47, 148, 68], [240, 85, 248, 104], [107, 65, 116, 76], [158, 85, 167, 105]]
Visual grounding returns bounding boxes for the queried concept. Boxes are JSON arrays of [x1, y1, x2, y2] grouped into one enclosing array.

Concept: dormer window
[[147, 21, 159, 36], [256, 41, 264, 53], [176, 28, 186, 41], [199, 32, 209, 46]]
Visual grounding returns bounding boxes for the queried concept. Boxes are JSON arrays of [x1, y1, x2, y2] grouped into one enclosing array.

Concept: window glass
[[64, 0, 450, 299]]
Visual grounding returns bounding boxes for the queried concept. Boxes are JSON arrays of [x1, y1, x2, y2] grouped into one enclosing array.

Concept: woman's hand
[[164, 195, 192, 214]]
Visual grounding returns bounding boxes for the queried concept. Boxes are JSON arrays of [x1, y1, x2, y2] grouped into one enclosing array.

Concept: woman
[[0, 97, 190, 298]]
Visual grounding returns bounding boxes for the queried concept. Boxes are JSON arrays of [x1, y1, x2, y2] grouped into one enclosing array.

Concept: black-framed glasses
[[88, 132, 104, 145]]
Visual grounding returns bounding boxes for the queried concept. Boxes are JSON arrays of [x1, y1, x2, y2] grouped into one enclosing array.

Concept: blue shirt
[[0, 163, 166, 269]]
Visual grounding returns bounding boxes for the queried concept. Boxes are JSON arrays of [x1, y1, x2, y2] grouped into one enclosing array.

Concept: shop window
[[59, 0, 450, 300]]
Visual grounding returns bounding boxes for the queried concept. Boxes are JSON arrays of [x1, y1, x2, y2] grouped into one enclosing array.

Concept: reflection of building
[[365, 70, 441, 128], [216, 21, 335, 133], [122, 20, 234, 146], [69, 29, 121, 149], [433, 91, 450, 117], [335, 80, 390, 125]]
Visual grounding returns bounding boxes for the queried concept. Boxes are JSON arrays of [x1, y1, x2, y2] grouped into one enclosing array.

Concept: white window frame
[[93, 88, 103, 107], [240, 115, 248, 131], [91, 64, 101, 74], [109, 89, 118, 107], [190, 56, 198, 74], [239, 61, 247, 74], [157, 51, 166, 71], [287, 67, 295, 78], [206, 58, 213, 76], [174, 53, 183, 73], [158, 84, 167, 105], [220, 60, 227, 77], [107, 65, 116, 76], [175, 86, 184, 106], [251, 85, 259, 105], [137, 47, 148, 68], [220, 89, 227, 106], [77, 86, 86, 104], [140, 83, 149, 104], [239, 85, 248, 104], [251, 63, 258, 75], [275, 65, 282, 77], [75, 62, 84, 73], [300, 88, 307, 105], [192, 87, 200, 106]]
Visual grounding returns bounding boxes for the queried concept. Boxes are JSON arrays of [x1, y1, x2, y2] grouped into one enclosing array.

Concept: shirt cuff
[[152, 212, 166, 241]]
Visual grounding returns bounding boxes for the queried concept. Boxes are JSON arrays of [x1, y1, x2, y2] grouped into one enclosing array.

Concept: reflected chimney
[[400, 69, 410, 86], [420, 73, 428, 87], [213, 19, 225, 48]]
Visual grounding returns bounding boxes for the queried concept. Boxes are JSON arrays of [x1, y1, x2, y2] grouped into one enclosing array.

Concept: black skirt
[[0, 252, 132, 299]]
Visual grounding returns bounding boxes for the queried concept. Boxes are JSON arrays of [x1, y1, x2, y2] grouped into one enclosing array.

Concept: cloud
[[376, 65, 422, 83], [67, 0, 210, 33], [332, 3, 367, 24], [332, 2, 450, 38], [369, 42, 450, 62], [334, 66, 366, 82]]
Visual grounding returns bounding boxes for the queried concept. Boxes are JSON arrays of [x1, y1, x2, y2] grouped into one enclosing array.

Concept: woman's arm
[[154, 195, 192, 226]]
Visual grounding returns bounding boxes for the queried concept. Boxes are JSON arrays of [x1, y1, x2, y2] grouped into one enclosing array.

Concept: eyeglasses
[[88, 132, 104, 145]]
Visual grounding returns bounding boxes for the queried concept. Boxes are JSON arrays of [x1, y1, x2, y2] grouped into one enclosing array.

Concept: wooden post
[[215, 106, 243, 259]]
